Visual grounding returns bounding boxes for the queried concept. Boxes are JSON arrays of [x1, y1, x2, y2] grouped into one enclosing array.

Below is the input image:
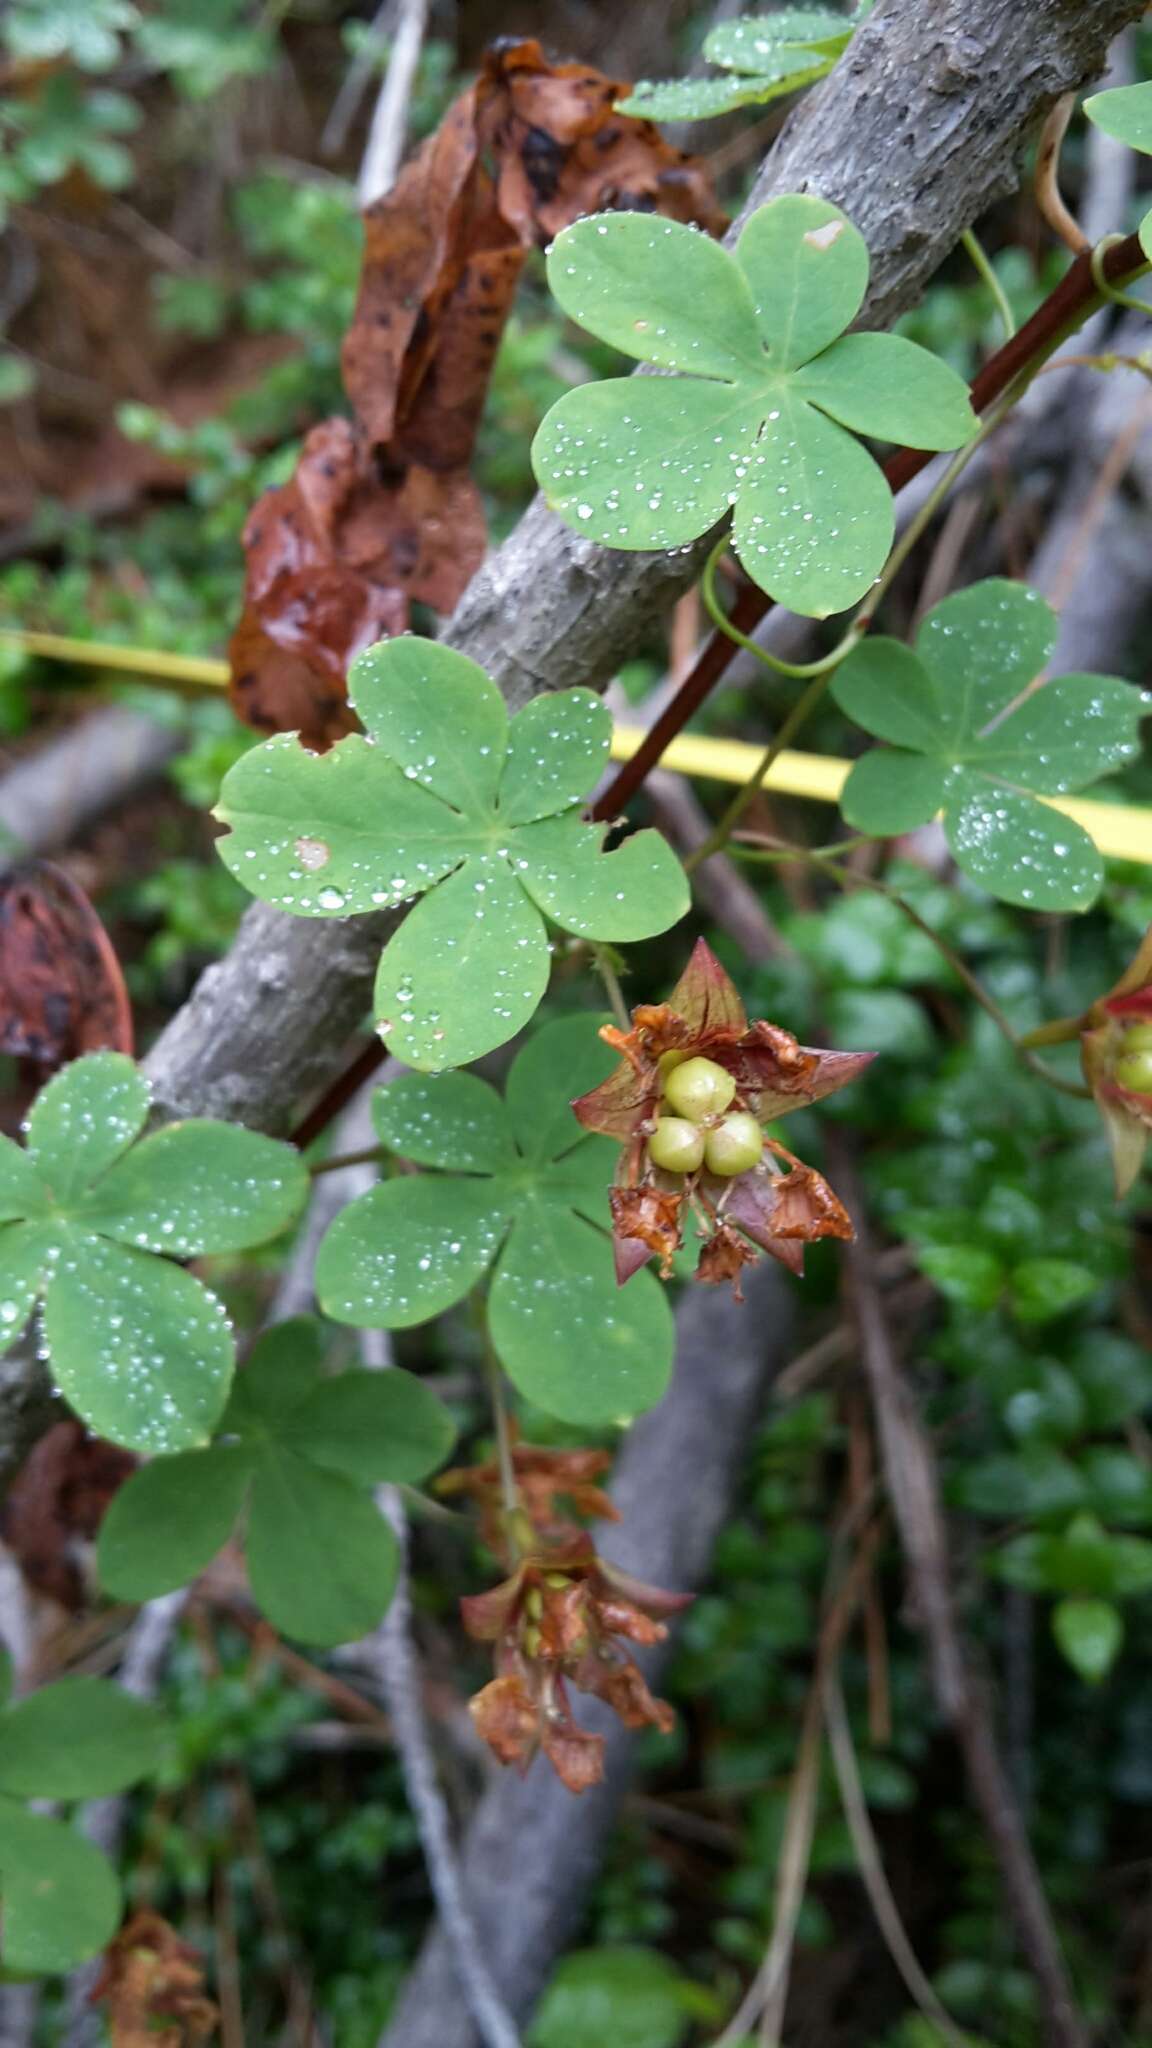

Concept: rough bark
[[139, 0, 1145, 1132], [378, 1257, 794, 2048], [0, 708, 179, 877]]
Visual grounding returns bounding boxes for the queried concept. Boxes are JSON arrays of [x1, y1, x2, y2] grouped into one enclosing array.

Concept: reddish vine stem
[[292, 229, 1146, 1152], [592, 226, 1146, 824]]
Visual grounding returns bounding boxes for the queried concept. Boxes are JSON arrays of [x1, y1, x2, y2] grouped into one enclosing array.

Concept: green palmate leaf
[[75, 1119, 307, 1256], [25, 1050, 150, 1203], [0, 1799, 121, 1974], [706, 9, 855, 65], [3, 0, 139, 72], [42, 1230, 235, 1453], [277, 1367, 456, 1485], [832, 579, 1144, 910], [0, 1053, 308, 1453], [216, 639, 687, 1070], [1052, 1596, 1123, 1684], [533, 198, 976, 618], [96, 1444, 254, 1602], [222, 1314, 328, 1428], [1084, 83, 1152, 260], [617, 63, 827, 122], [0, 1677, 165, 1800], [318, 1017, 675, 1428], [246, 1448, 400, 1647]]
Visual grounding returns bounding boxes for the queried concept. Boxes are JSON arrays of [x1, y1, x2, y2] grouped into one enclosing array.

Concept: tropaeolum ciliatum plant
[[97, 1315, 456, 1646], [532, 195, 977, 617], [620, 5, 869, 122], [0, 1052, 307, 1451], [573, 939, 872, 1295], [0, 1658, 166, 1972], [831, 580, 1145, 912], [316, 1015, 674, 1427], [215, 636, 688, 1070]]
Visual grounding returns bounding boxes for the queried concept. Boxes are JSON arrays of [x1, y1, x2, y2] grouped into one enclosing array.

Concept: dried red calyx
[[572, 938, 871, 1294]]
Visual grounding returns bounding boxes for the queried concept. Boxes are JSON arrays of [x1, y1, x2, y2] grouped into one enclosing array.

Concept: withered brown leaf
[[230, 37, 722, 748], [90, 1911, 217, 2047], [0, 860, 132, 1070]]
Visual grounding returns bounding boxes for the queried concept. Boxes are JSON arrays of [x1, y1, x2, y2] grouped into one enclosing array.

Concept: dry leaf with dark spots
[[0, 860, 132, 1069], [231, 37, 721, 749], [2, 1419, 136, 1611]]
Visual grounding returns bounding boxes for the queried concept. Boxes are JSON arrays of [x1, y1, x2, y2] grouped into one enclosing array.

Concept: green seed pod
[[704, 1110, 764, 1177], [1121, 1020, 1152, 1055], [647, 1116, 706, 1174], [663, 1055, 736, 1122], [1114, 1049, 1152, 1095]]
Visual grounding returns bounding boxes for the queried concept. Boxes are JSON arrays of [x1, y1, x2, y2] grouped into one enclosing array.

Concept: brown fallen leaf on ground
[[90, 1911, 218, 2047], [230, 36, 723, 748], [2, 1419, 136, 1611], [0, 860, 133, 1068]]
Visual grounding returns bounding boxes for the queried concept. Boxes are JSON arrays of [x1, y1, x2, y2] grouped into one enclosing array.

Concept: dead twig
[[831, 1139, 1089, 2048]]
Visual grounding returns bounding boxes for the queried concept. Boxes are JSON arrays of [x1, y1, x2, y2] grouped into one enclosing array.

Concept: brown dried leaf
[[89, 1911, 217, 2047], [2, 1420, 136, 1611], [0, 861, 132, 1070], [231, 37, 722, 748]]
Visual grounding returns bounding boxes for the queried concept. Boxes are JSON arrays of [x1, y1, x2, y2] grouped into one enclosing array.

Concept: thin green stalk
[[592, 942, 632, 1031], [685, 671, 834, 872], [1091, 233, 1152, 318], [308, 1144, 385, 1177], [699, 536, 861, 680], [733, 834, 1091, 1102], [483, 1333, 523, 1545], [961, 226, 1016, 342]]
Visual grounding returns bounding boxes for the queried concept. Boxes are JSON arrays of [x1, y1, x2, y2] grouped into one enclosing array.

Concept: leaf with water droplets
[[218, 637, 687, 1070], [317, 1175, 516, 1329], [514, 813, 690, 943], [42, 1231, 234, 1453], [96, 1445, 254, 1602], [25, 1050, 150, 1203], [374, 855, 551, 1070], [278, 1367, 455, 1486], [246, 1448, 399, 1646], [75, 1119, 308, 1257], [488, 1200, 673, 1425], [0, 1221, 58, 1341], [0, 1798, 122, 1973], [732, 390, 894, 616], [0, 1139, 48, 1226], [833, 578, 1144, 911], [321, 1017, 673, 1425], [618, 63, 827, 121], [499, 689, 611, 827], [0, 1677, 166, 1801], [792, 332, 979, 450], [504, 1012, 615, 1161], [706, 9, 854, 66], [534, 198, 974, 617], [372, 1071, 517, 1173], [351, 638, 508, 819]]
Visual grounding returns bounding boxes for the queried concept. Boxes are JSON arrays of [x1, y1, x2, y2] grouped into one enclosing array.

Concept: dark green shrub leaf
[[0, 1054, 308, 1453], [96, 1444, 254, 1602], [833, 580, 1144, 909], [1008, 1258, 1100, 1325], [246, 1449, 399, 1647], [1052, 1596, 1123, 1683], [277, 1367, 456, 1485], [216, 639, 687, 1070], [533, 198, 976, 618], [0, 1677, 165, 1800], [0, 1799, 121, 1973], [531, 1946, 690, 2048], [916, 1244, 1004, 1311], [318, 1016, 674, 1427]]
